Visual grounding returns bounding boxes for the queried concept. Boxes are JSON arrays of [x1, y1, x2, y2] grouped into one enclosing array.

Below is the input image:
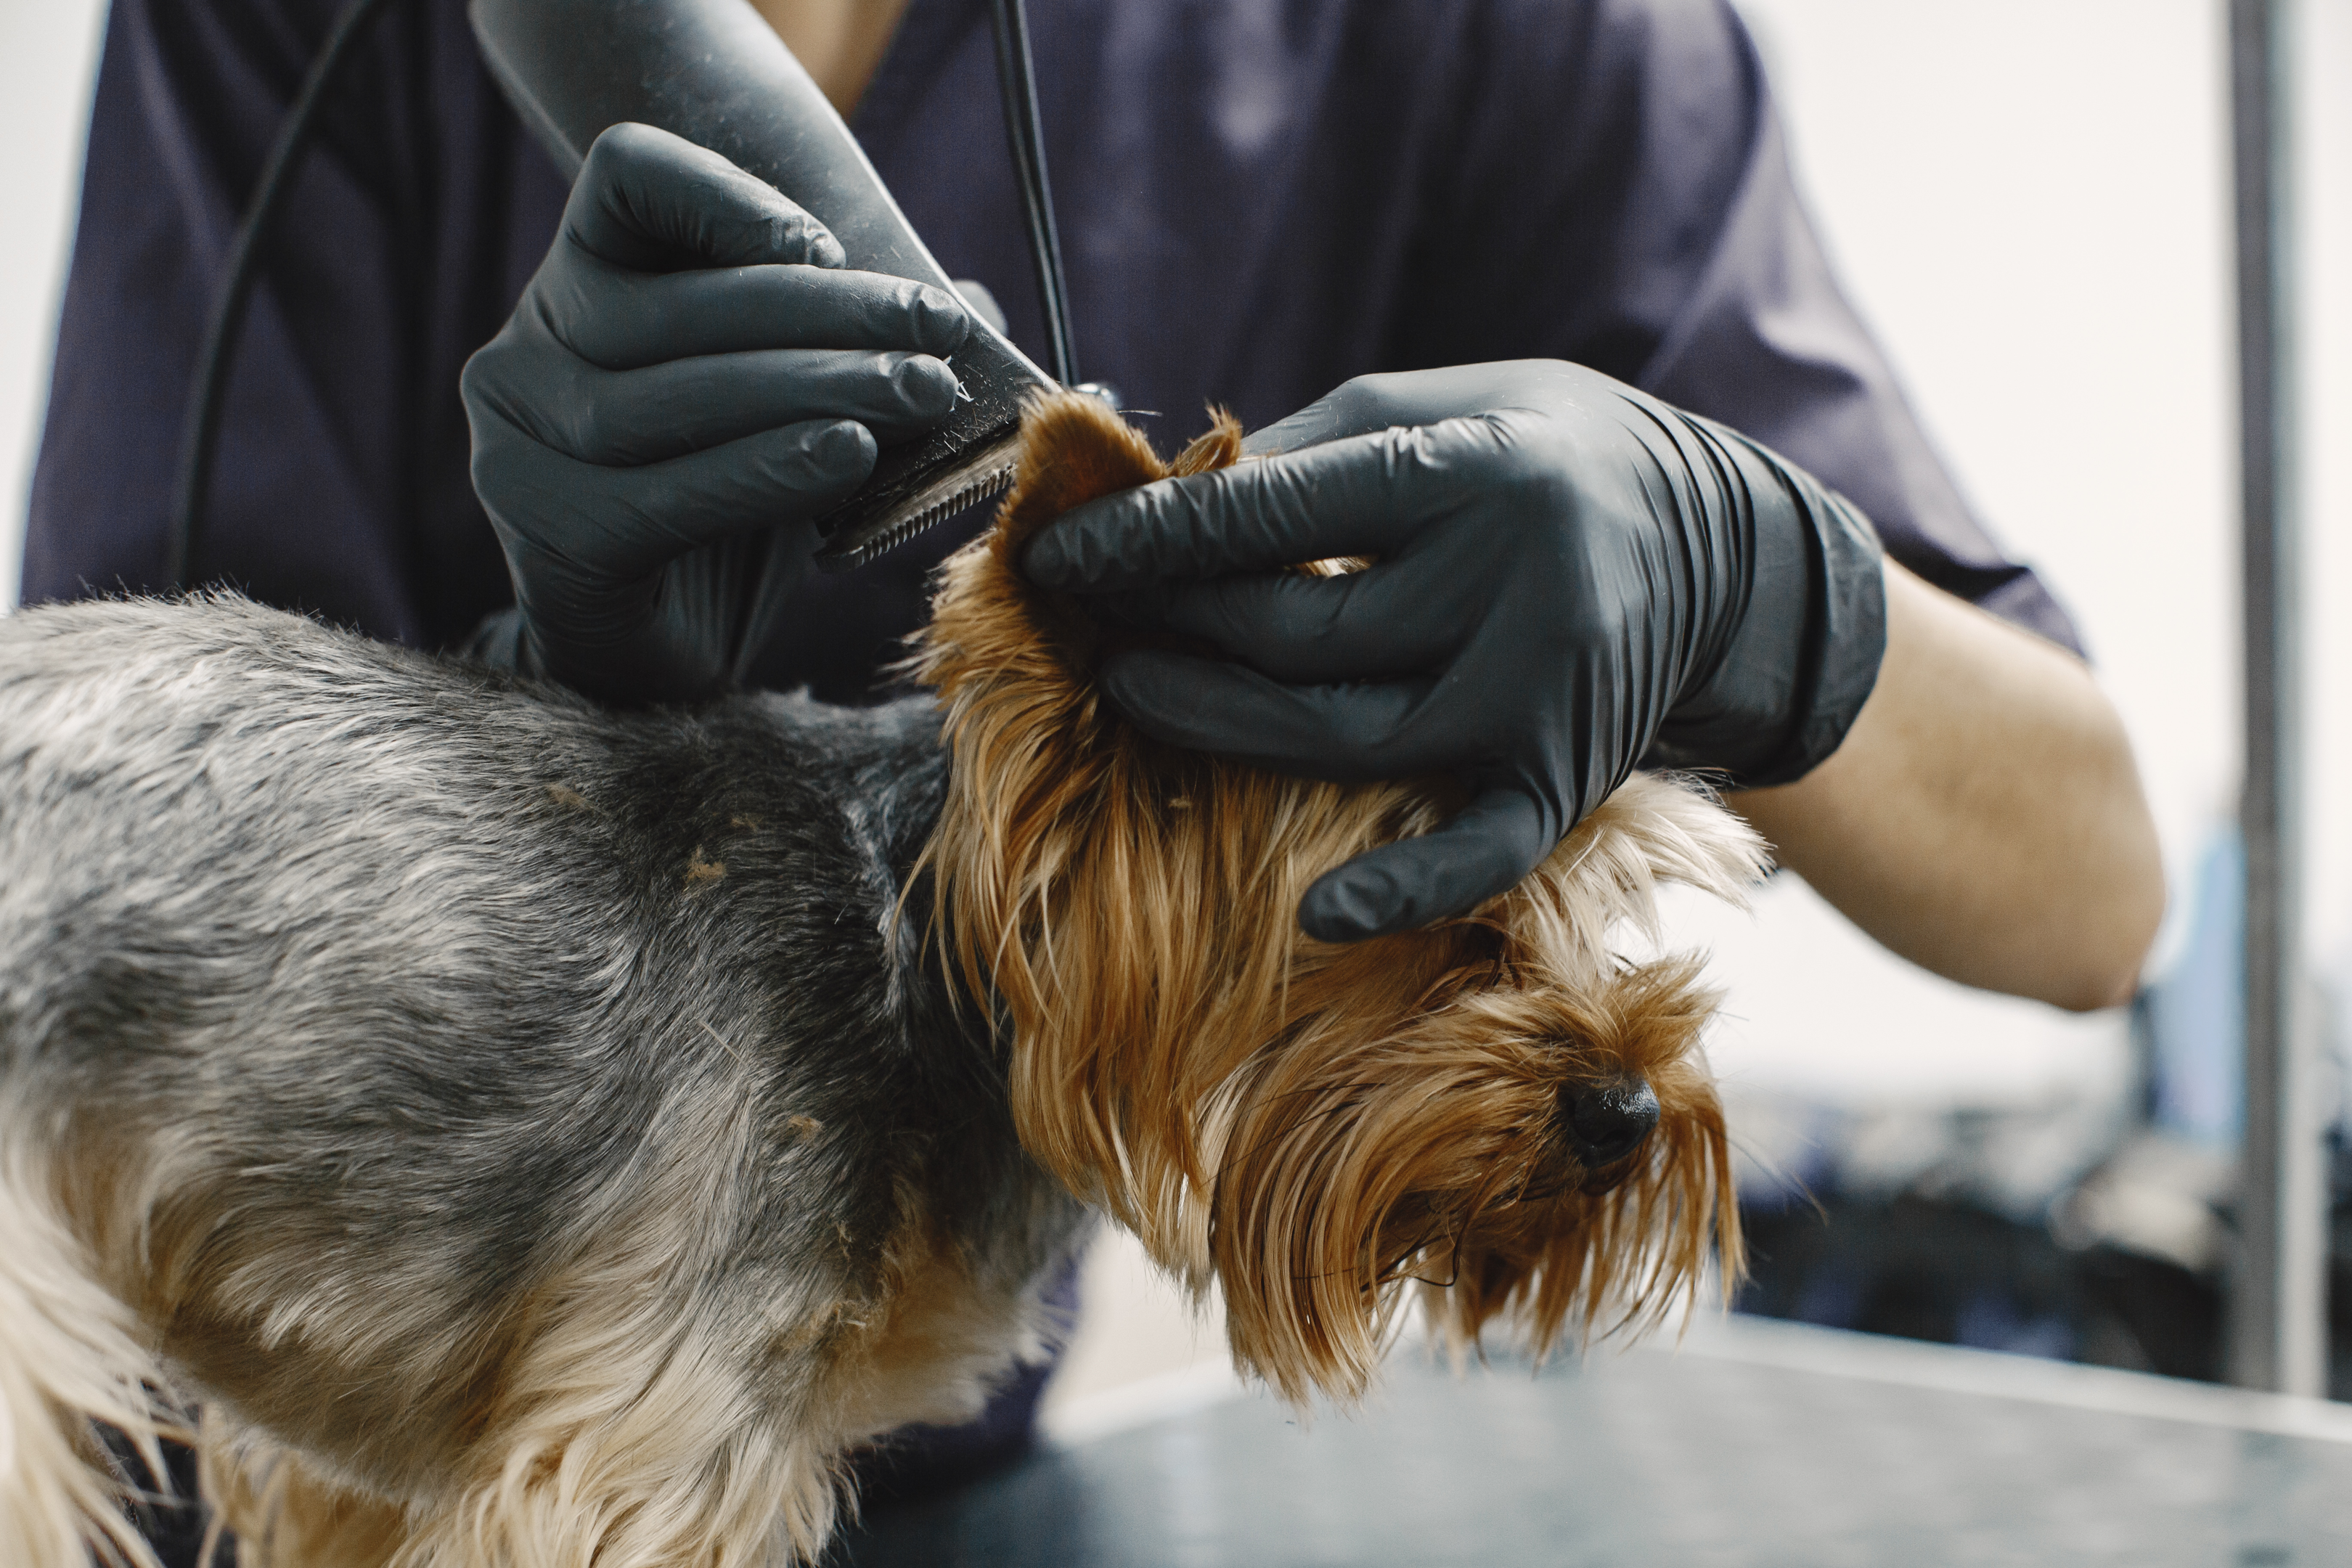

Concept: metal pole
[[2229, 0, 2323, 1399]]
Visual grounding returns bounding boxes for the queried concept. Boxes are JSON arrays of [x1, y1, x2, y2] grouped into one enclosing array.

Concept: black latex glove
[[1021, 361, 1886, 942], [462, 123, 973, 704]]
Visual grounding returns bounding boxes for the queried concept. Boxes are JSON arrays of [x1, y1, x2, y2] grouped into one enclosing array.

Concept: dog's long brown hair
[[912, 393, 1769, 1403]]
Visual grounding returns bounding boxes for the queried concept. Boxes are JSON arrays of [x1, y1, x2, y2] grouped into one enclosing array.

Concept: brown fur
[[915, 392, 1769, 1405]]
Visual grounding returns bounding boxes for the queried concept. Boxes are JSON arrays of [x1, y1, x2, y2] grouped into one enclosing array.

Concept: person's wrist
[[1643, 431, 1887, 787]]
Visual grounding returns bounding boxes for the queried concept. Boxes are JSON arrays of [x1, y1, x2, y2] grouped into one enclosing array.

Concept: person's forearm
[[1731, 562, 2164, 1012]]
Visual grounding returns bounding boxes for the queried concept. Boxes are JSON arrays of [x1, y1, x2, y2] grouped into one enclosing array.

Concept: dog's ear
[[991, 394, 1244, 560], [994, 395, 1171, 556]]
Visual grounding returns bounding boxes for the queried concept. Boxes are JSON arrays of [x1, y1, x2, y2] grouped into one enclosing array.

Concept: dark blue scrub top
[[25, 0, 2082, 706]]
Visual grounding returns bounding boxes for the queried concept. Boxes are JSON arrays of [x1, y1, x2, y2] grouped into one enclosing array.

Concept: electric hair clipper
[[467, 0, 1058, 571]]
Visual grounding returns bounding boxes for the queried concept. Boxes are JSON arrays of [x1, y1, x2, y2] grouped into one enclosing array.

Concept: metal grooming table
[[830, 1317, 2352, 1566]]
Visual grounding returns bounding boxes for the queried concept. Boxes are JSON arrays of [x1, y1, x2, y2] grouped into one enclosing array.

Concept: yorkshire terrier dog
[[0, 393, 1767, 1567]]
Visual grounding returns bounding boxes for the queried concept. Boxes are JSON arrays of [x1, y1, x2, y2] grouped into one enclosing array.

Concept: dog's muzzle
[[1559, 1074, 1660, 1177]]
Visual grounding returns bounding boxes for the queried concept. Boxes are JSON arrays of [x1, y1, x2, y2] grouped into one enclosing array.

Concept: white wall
[[0, 0, 107, 611]]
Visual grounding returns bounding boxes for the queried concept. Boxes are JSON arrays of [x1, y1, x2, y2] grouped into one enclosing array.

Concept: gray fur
[[0, 594, 1083, 1514]]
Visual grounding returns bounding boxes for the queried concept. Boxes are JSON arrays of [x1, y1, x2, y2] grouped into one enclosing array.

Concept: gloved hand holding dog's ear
[[1021, 361, 1887, 943], [462, 123, 973, 704]]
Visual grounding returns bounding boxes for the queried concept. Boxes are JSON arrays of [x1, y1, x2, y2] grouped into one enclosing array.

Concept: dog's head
[[911, 393, 1769, 1403]]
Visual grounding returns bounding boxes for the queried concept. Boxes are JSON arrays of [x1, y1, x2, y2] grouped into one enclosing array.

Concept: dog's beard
[[912, 392, 1770, 1404]]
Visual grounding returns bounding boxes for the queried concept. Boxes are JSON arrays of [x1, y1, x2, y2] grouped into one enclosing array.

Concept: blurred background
[[1, 1, 2348, 1414]]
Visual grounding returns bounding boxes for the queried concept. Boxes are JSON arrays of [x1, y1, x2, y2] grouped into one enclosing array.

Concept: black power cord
[[988, 0, 1078, 388], [165, 0, 407, 592]]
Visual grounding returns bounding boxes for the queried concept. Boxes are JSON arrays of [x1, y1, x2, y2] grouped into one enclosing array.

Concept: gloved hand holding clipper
[[1022, 361, 1888, 942], [462, 123, 975, 705]]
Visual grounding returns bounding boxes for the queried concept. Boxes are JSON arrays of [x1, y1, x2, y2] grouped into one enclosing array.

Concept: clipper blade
[[815, 462, 1018, 571], [812, 422, 1026, 573]]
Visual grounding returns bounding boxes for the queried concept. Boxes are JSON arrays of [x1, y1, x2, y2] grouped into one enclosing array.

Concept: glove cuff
[[1643, 430, 1887, 788]]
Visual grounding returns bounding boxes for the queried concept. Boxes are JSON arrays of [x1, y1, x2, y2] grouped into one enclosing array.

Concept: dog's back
[[0, 597, 1076, 1567]]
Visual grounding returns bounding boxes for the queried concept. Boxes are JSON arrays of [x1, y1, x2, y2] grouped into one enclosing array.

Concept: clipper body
[[468, 0, 1057, 569]]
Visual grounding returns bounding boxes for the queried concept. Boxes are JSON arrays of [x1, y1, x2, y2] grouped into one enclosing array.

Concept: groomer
[[29, 0, 2163, 1517]]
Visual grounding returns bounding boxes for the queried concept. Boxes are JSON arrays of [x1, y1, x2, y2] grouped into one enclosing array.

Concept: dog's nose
[[1559, 1075, 1659, 1170]]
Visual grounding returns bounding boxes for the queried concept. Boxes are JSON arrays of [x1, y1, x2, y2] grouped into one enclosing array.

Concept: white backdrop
[[0, 1, 2348, 1092], [0, 0, 105, 613]]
